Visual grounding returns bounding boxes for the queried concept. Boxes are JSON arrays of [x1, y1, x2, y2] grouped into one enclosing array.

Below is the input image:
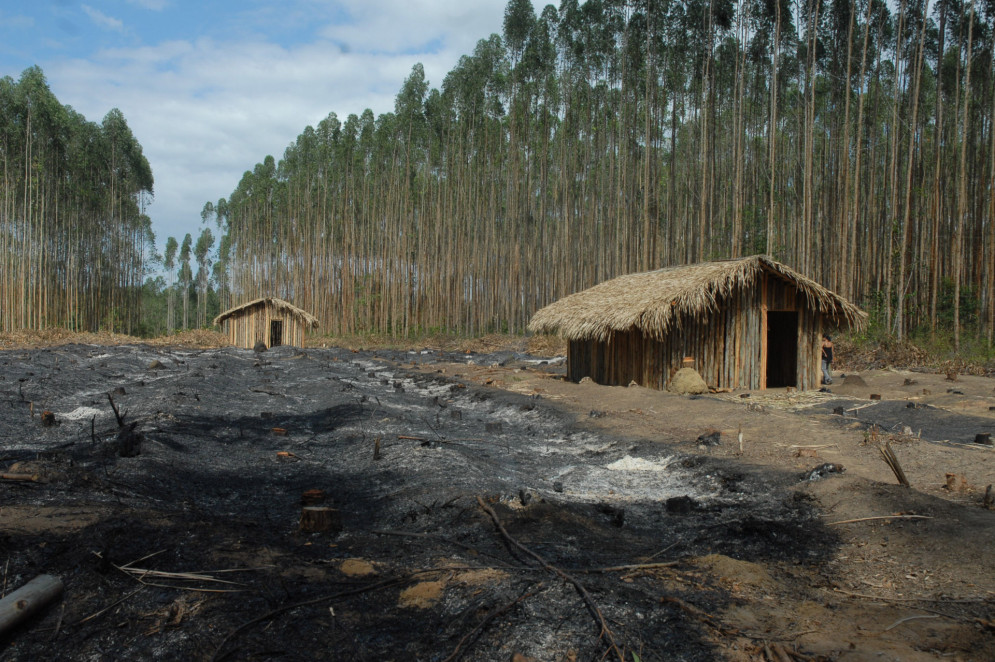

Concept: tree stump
[[301, 489, 326, 506], [299, 506, 341, 534], [116, 422, 143, 457]]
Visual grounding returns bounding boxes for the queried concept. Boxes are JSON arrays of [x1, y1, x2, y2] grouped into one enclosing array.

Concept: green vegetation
[[0, 66, 154, 334], [8, 0, 995, 356], [204, 0, 995, 351]]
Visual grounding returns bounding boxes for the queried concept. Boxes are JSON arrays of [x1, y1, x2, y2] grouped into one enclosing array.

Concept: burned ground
[[1, 345, 994, 661]]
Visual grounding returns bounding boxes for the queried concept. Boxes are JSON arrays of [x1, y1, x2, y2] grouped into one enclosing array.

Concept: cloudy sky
[[0, 0, 533, 253]]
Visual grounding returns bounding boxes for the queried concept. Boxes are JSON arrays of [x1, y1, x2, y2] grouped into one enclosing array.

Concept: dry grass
[[834, 335, 995, 376], [306, 332, 543, 354], [143, 330, 230, 348], [834, 337, 931, 371], [0, 328, 230, 350], [526, 333, 566, 356], [529, 255, 866, 341], [0, 328, 140, 349]]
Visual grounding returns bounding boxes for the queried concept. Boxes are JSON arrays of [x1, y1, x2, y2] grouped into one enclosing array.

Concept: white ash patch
[[606, 455, 677, 472], [522, 356, 565, 365], [60, 406, 107, 421]]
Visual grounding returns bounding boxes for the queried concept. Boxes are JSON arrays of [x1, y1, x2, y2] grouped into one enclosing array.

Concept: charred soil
[[1, 343, 993, 661]]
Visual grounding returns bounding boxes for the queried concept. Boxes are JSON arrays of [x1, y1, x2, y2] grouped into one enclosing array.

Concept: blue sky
[[1, 0, 534, 255]]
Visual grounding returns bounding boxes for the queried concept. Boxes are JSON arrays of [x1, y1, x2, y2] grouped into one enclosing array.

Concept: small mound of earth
[[339, 559, 377, 576], [398, 580, 445, 608], [667, 367, 707, 394], [842, 374, 868, 387], [690, 553, 774, 591]]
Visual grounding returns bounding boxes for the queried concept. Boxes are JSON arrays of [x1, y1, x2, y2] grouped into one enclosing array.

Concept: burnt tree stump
[[299, 506, 341, 534], [116, 422, 143, 457]]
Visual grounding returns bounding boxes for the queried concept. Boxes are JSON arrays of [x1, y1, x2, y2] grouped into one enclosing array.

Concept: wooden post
[[0, 574, 63, 636], [299, 507, 342, 534]]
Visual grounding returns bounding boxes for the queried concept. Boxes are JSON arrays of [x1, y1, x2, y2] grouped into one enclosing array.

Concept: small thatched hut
[[528, 255, 865, 392], [214, 297, 318, 349]]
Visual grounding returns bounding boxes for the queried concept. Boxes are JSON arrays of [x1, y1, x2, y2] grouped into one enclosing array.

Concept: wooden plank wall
[[222, 302, 308, 348], [567, 273, 825, 391]]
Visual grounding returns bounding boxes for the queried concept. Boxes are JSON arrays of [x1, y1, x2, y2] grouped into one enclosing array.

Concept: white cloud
[[319, 0, 505, 55], [126, 0, 170, 10], [42, 1, 535, 249], [81, 5, 125, 32], [0, 11, 34, 30]]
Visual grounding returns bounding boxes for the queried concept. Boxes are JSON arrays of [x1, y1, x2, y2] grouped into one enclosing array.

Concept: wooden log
[[299, 506, 341, 534], [0, 574, 63, 636], [0, 473, 40, 482]]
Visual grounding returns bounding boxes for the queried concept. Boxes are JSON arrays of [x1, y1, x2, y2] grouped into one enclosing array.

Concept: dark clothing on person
[[821, 337, 834, 385]]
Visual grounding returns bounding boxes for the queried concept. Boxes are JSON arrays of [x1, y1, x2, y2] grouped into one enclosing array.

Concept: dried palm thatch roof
[[528, 255, 865, 342], [213, 297, 319, 328]]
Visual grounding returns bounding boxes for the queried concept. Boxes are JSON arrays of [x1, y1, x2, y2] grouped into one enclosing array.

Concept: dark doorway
[[270, 320, 283, 347], [766, 311, 797, 388]]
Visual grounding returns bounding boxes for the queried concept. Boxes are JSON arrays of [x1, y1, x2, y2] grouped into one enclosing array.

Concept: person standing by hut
[[821, 334, 834, 385]]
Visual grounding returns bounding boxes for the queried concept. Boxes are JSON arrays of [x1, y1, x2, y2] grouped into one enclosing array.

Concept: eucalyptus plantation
[[0, 67, 154, 333], [210, 0, 995, 345]]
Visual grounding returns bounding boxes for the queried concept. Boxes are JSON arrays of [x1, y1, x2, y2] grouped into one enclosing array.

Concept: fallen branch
[[0, 574, 64, 636], [212, 575, 414, 662], [0, 473, 39, 482], [58, 587, 146, 629], [884, 614, 941, 631], [475, 496, 624, 662], [441, 586, 539, 662], [759, 641, 816, 662], [831, 587, 991, 604], [827, 515, 932, 526], [575, 561, 679, 574], [373, 530, 525, 569]]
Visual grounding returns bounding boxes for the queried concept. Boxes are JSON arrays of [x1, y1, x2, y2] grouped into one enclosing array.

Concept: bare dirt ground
[[1, 335, 993, 661]]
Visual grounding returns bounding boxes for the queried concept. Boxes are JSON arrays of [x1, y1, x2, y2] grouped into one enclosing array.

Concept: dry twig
[[878, 442, 910, 487], [211, 575, 413, 662], [827, 515, 932, 525], [441, 586, 539, 662], [475, 496, 625, 662]]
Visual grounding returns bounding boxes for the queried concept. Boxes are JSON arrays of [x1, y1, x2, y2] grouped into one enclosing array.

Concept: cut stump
[[300, 506, 341, 534]]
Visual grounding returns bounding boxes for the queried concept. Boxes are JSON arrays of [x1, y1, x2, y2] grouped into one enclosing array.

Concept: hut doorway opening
[[270, 320, 283, 347], [765, 311, 798, 388]]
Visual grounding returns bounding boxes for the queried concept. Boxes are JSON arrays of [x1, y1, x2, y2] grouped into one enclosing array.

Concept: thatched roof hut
[[529, 255, 865, 391], [214, 297, 318, 349]]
